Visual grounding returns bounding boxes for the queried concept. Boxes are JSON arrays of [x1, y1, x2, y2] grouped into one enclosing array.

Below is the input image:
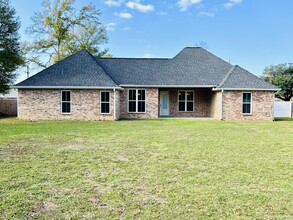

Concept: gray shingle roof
[[15, 50, 119, 88], [97, 47, 232, 86], [15, 47, 279, 91], [216, 65, 280, 90]]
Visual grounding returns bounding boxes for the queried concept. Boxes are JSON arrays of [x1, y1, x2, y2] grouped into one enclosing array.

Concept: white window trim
[[61, 90, 71, 114], [178, 90, 194, 112], [242, 92, 252, 115], [100, 90, 111, 114], [127, 89, 146, 113]]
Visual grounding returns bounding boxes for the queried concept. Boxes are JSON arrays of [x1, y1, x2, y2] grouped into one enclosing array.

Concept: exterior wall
[[18, 89, 115, 121], [165, 89, 211, 117], [222, 91, 274, 121], [210, 91, 221, 120], [120, 88, 159, 119]]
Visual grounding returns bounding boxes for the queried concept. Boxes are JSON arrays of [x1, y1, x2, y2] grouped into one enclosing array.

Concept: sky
[[10, 0, 293, 82]]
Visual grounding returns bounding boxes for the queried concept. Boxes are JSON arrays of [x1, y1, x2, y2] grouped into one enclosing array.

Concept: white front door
[[160, 91, 170, 116]]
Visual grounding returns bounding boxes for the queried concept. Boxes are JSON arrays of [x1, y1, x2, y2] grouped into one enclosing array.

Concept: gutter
[[13, 86, 124, 90], [220, 89, 223, 120], [212, 88, 281, 91], [113, 88, 116, 120], [119, 84, 217, 88]]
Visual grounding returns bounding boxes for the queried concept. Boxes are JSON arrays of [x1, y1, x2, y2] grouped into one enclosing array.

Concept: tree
[[262, 64, 293, 101], [0, 0, 23, 94], [23, 0, 109, 68]]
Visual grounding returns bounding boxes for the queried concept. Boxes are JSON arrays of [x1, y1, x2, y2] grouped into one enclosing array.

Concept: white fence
[[274, 101, 292, 118]]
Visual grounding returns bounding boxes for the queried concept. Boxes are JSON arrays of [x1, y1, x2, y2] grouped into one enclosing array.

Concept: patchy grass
[[0, 118, 292, 219]]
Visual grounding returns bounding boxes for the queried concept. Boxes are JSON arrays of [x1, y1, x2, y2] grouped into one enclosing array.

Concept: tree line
[[0, 0, 108, 94], [0, 0, 292, 101]]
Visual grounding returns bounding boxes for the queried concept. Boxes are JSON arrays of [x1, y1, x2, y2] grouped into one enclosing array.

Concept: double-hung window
[[128, 89, 146, 113], [178, 90, 194, 112], [242, 92, 252, 114], [100, 91, 110, 114], [61, 91, 71, 114]]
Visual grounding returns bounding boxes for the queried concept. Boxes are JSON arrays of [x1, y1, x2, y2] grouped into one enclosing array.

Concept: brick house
[[14, 47, 279, 121]]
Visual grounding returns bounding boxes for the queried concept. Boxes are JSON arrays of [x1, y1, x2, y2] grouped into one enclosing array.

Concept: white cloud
[[177, 0, 202, 12], [126, 1, 154, 13], [104, 0, 123, 7], [199, 11, 215, 17], [106, 23, 117, 31], [224, 0, 242, 9], [114, 12, 133, 19]]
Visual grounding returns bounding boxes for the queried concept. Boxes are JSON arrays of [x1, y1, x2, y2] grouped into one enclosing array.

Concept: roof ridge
[[100, 57, 170, 60], [218, 65, 237, 88], [87, 52, 120, 87], [172, 47, 233, 67]]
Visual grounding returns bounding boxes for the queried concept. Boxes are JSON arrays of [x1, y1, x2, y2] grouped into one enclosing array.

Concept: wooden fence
[[0, 98, 17, 116]]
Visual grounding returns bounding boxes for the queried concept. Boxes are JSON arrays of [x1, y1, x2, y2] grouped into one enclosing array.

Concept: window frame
[[61, 90, 71, 114], [127, 89, 146, 113], [242, 92, 252, 114], [100, 90, 111, 114], [178, 90, 194, 112]]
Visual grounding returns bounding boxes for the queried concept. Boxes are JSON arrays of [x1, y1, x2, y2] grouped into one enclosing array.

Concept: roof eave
[[119, 84, 217, 88], [212, 87, 281, 91], [13, 86, 123, 90]]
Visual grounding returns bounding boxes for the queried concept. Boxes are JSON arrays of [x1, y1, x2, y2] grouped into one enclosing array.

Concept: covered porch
[[158, 88, 220, 119]]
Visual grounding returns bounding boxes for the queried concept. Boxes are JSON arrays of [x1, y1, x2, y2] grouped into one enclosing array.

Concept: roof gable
[[217, 65, 279, 90], [15, 50, 119, 88]]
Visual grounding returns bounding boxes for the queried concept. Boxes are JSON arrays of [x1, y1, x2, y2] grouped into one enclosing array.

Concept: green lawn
[[0, 118, 292, 219]]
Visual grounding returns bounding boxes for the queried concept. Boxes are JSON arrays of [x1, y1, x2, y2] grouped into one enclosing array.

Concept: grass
[[0, 118, 292, 219]]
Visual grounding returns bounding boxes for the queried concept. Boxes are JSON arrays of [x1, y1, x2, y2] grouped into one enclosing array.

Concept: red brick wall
[[165, 89, 211, 117], [18, 89, 115, 121], [119, 88, 159, 119], [222, 91, 274, 121]]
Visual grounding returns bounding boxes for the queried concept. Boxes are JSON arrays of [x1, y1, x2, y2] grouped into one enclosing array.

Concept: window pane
[[138, 90, 145, 100], [187, 102, 193, 111], [243, 93, 251, 103], [186, 91, 193, 101], [243, 104, 251, 114], [138, 101, 145, 112], [129, 90, 136, 101], [179, 91, 186, 101], [129, 101, 136, 112], [179, 102, 185, 111], [62, 103, 71, 113], [101, 103, 110, 113], [101, 92, 109, 102], [62, 91, 70, 102]]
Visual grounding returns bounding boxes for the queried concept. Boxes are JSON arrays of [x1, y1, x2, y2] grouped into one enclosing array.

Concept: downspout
[[220, 89, 224, 120], [113, 88, 116, 120]]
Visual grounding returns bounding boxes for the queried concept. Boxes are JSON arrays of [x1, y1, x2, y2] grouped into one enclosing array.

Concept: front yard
[[0, 118, 292, 219]]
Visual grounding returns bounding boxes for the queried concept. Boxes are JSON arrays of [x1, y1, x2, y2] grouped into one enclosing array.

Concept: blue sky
[[10, 0, 293, 81]]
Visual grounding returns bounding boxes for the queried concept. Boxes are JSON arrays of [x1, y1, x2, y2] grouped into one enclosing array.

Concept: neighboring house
[[14, 47, 279, 121]]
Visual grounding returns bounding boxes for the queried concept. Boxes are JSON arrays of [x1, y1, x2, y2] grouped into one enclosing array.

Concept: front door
[[160, 91, 170, 116]]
